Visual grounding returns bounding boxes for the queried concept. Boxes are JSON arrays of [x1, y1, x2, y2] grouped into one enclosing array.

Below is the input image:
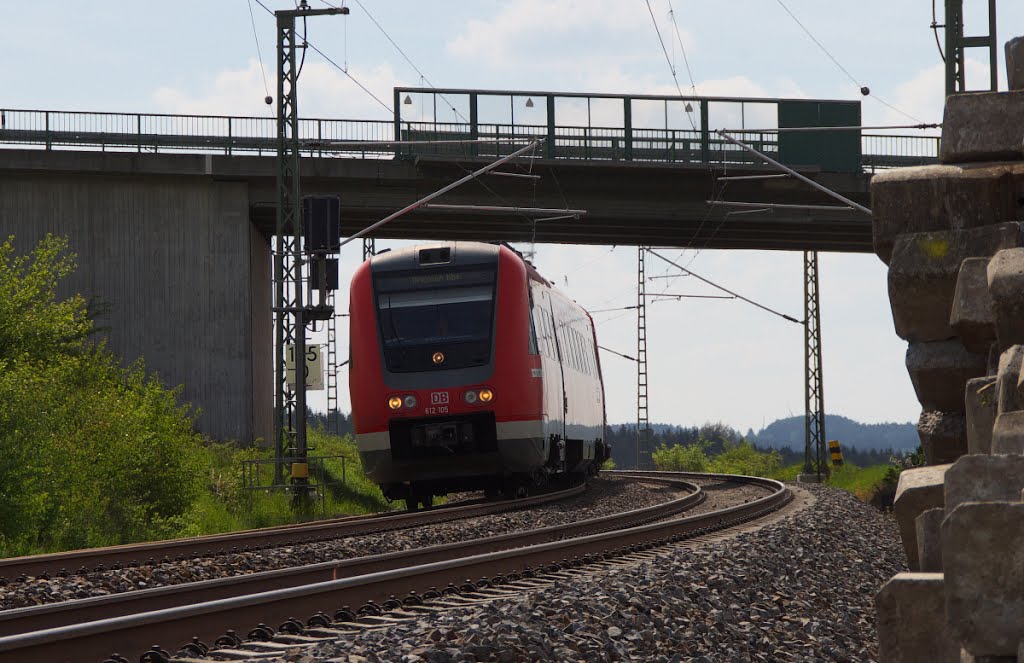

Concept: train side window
[[545, 312, 555, 358], [584, 335, 593, 374], [527, 292, 540, 356]]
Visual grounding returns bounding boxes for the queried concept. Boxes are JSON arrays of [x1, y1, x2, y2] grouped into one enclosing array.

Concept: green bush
[[652, 438, 785, 478], [0, 235, 206, 555], [653, 440, 710, 472], [708, 440, 781, 477]]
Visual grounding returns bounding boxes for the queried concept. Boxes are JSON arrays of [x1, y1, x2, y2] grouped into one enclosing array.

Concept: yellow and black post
[[829, 439, 844, 467]]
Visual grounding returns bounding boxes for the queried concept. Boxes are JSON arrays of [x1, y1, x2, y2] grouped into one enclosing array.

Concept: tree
[[0, 235, 206, 554]]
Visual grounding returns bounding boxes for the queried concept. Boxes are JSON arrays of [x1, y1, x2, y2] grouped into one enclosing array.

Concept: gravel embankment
[[1, 476, 721, 610], [266, 483, 905, 662]]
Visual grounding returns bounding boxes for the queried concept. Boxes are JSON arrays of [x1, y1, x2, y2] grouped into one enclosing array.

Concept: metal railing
[[0, 108, 394, 158], [241, 454, 348, 515], [0, 108, 940, 171], [862, 133, 941, 172]]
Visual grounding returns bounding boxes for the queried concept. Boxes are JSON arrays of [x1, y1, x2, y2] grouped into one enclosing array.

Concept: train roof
[[368, 241, 551, 285]]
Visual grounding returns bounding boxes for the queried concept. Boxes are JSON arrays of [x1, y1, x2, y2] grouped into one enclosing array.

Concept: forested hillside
[[748, 414, 916, 451]]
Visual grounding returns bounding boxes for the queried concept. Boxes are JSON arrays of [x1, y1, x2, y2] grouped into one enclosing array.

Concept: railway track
[[0, 483, 589, 581], [0, 476, 700, 638], [0, 472, 783, 663]]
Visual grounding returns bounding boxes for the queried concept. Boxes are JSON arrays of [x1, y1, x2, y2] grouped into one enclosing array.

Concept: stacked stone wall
[[876, 36, 1024, 662]]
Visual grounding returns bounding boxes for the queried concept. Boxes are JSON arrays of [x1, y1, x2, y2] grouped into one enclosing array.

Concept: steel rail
[[0, 483, 587, 580], [0, 476, 701, 638], [0, 474, 788, 663]]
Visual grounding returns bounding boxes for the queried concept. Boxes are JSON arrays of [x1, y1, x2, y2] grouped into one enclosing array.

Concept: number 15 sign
[[285, 343, 324, 391]]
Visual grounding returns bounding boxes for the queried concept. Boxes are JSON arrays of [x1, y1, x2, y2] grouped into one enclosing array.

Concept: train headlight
[[388, 396, 403, 410], [403, 394, 418, 409], [478, 388, 494, 403], [432, 351, 445, 365], [464, 390, 478, 404]]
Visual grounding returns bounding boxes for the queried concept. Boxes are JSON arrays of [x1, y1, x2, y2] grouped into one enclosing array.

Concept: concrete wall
[[0, 171, 272, 443]]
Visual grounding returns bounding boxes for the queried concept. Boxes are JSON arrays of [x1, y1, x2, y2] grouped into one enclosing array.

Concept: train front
[[348, 242, 543, 505]]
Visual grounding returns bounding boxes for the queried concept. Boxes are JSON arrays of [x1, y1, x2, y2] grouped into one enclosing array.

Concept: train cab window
[[375, 268, 496, 372]]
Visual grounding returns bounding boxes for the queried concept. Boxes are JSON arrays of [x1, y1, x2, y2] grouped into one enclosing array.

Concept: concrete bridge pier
[[0, 168, 272, 444]]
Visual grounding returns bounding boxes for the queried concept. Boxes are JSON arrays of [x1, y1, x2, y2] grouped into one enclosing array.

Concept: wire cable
[[321, 0, 472, 125], [667, 1, 698, 95], [599, 345, 638, 362], [774, 0, 860, 89], [931, 0, 946, 62], [647, 248, 802, 324], [773, 0, 924, 124], [245, 0, 272, 101], [252, 0, 393, 115], [644, 0, 698, 132]]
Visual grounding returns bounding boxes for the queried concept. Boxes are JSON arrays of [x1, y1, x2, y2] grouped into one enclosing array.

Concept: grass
[[768, 463, 803, 482], [825, 463, 897, 502], [179, 428, 394, 537]]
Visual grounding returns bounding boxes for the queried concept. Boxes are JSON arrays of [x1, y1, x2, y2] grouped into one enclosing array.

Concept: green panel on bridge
[[778, 101, 861, 173]]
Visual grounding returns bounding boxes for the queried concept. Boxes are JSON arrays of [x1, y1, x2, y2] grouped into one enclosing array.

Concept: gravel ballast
[[0, 476, 727, 610], [263, 484, 904, 662]]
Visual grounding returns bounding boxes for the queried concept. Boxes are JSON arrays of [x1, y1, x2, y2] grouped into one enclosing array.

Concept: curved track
[[0, 472, 787, 663], [0, 483, 589, 581]]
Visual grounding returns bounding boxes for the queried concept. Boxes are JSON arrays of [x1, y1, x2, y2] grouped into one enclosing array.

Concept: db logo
[[430, 392, 450, 405]]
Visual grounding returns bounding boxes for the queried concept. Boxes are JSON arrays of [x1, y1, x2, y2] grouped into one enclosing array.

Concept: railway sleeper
[[101, 478, 787, 662]]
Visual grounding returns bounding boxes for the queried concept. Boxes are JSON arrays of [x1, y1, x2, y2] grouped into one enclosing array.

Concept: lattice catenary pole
[[803, 250, 826, 479], [637, 247, 651, 470], [273, 2, 345, 486], [943, 0, 997, 95]]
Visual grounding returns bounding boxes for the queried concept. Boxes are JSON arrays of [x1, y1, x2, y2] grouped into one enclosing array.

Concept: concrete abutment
[[0, 171, 272, 443], [876, 37, 1024, 660]]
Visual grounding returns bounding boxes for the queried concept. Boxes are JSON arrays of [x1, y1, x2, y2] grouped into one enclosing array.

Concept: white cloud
[[151, 59, 401, 121], [863, 57, 989, 129], [446, 0, 695, 80]]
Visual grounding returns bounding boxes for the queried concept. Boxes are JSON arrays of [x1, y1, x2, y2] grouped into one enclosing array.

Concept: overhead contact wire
[[773, 0, 924, 124], [252, 0, 394, 115], [646, 249, 802, 324]]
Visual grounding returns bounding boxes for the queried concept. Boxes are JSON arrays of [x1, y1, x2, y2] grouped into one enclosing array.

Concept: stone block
[[876, 573, 959, 663], [965, 376, 997, 454], [988, 249, 1024, 349], [893, 464, 950, 570], [951, 257, 998, 353], [988, 341, 1001, 376], [961, 652, 1018, 663], [943, 502, 1024, 656], [944, 454, 1024, 511], [915, 507, 944, 572], [941, 91, 1024, 163], [889, 225, 1022, 341], [871, 163, 1024, 264], [1007, 36, 1024, 91], [907, 341, 988, 412], [991, 411, 1024, 454], [996, 345, 1024, 414], [918, 411, 968, 464]]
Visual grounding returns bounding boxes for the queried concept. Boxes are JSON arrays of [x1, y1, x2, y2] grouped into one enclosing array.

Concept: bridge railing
[[0, 107, 939, 171], [0, 108, 395, 158], [862, 133, 941, 171]]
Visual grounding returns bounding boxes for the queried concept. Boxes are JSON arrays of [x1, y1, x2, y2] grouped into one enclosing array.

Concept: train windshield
[[375, 269, 496, 372]]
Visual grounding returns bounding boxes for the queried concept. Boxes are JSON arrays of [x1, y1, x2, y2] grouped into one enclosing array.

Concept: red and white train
[[349, 241, 609, 509]]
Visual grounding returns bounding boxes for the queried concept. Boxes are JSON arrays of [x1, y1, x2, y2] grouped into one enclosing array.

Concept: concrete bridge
[[0, 90, 940, 442]]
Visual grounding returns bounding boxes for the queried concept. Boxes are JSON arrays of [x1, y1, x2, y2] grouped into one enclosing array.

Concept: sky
[[3, 1, 1022, 432]]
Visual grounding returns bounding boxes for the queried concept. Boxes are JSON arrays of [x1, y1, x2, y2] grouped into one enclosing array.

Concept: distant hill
[[749, 414, 916, 452]]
